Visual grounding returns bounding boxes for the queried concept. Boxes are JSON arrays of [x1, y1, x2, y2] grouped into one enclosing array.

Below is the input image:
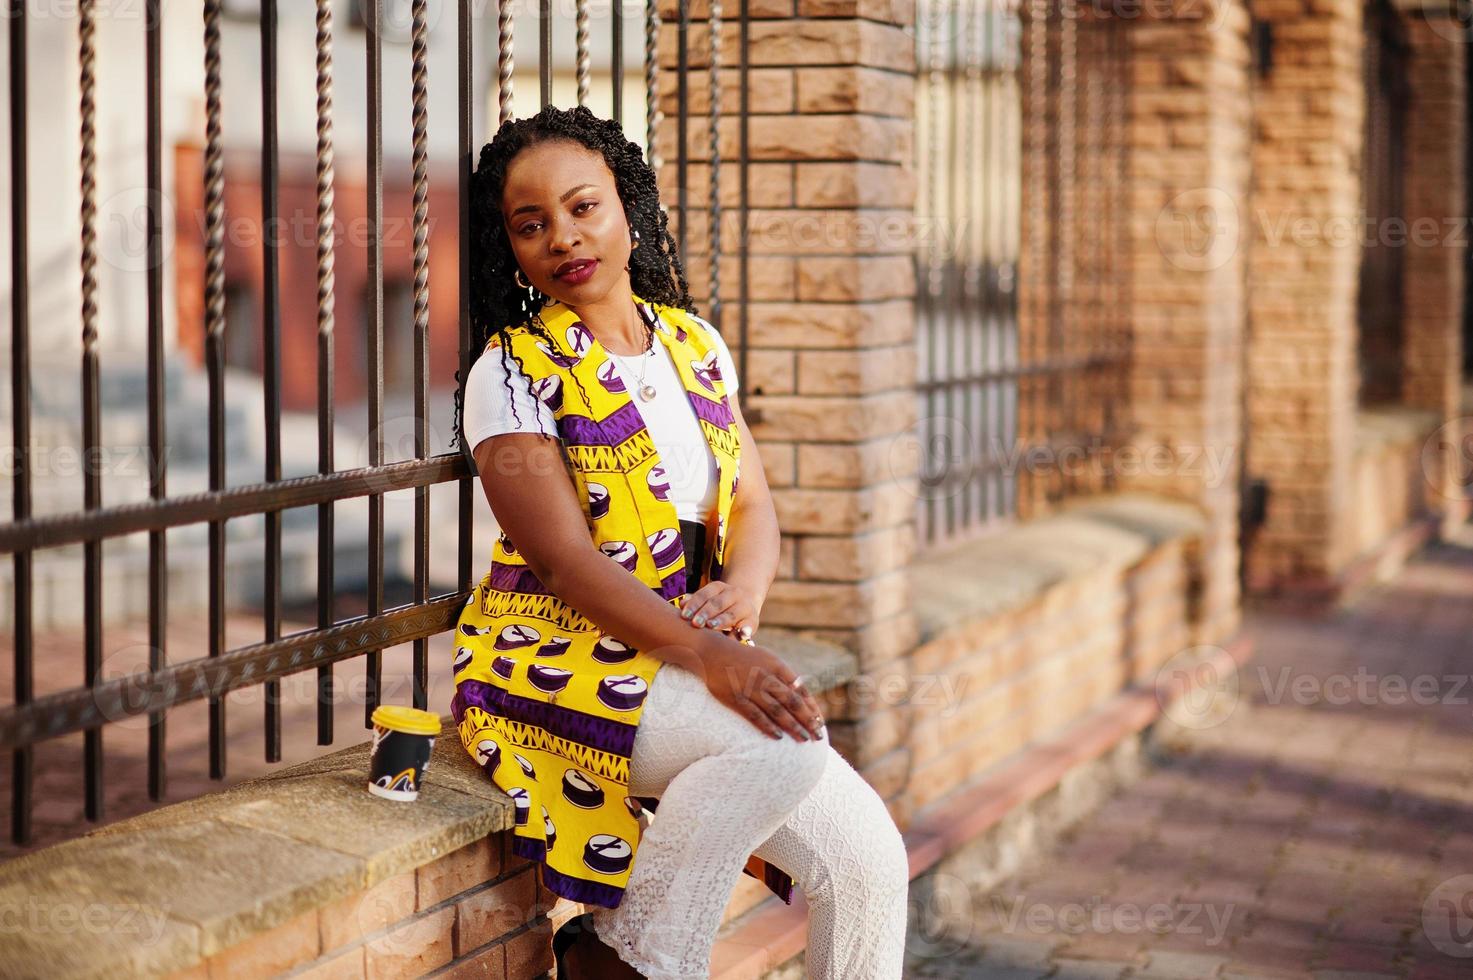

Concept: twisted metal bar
[[498, 0, 514, 124], [576, 0, 591, 105], [314, 0, 340, 739], [645, 0, 661, 169], [409, 0, 432, 708], [315, 0, 337, 347], [708, 0, 722, 320], [79, 0, 104, 820], [203, 0, 229, 778]]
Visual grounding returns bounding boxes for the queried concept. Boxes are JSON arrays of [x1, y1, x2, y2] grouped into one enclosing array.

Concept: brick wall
[[1121, 0, 1249, 640], [1399, 5, 1468, 530], [165, 832, 553, 980], [1243, 0, 1364, 591], [654, 0, 924, 809], [904, 534, 1196, 816]]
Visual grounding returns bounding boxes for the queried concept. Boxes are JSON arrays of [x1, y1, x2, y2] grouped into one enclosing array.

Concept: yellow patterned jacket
[[451, 292, 793, 909]]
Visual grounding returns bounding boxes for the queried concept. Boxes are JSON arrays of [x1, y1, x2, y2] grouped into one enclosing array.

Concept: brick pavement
[[906, 529, 1473, 980]]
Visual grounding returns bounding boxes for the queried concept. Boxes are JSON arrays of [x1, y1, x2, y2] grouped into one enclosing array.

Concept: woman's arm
[[473, 433, 708, 668], [472, 431, 823, 740]]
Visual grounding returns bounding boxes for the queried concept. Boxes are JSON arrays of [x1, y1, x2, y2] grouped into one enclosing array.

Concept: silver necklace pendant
[[637, 382, 657, 402]]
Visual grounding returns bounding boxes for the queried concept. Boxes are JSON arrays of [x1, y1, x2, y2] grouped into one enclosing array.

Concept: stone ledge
[[1353, 405, 1442, 455], [910, 492, 1209, 646], [0, 633, 853, 980]]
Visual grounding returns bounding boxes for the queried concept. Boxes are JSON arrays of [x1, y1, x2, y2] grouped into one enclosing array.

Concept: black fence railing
[[1, 0, 750, 848], [1356, 0, 1409, 406], [914, 0, 1131, 545]]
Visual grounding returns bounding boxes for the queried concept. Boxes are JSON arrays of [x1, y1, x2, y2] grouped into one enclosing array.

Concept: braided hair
[[450, 103, 696, 453]]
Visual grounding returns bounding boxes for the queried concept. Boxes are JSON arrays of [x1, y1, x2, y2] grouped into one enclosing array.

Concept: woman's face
[[500, 139, 635, 308]]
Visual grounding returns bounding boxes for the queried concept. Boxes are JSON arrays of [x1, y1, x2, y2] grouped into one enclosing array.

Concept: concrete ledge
[[1353, 405, 1440, 455], [911, 492, 1208, 645], [712, 491, 1215, 979], [710, 633, 1254, 980], [0, 632, 853, 980]]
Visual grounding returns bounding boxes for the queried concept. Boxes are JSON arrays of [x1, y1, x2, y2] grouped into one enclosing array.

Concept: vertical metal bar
[[1108, 10, 1125, 456], [499, 0, 515, 125], [612, 0, 624, 124], [576, 0, 591, 106], [314, 0, 339, 743], [708, 0, 722, 324], [540, 0, 552, 108], [261, 0, 285, 762], [202, 0, 229, 779], [945, 0, 961, 535], [9, 0, 33, 845], [145, 0, 168, 800], [923, 0, 944, 541], [458, 0, 475, 592], [737, 0, 749, 385], [410, 0, 432, 710], [980, 0, 999, 525], [79, 0, 105, 820], [961, 0, 979, 530], [676, 0, 690, 262], [645, 0, 660, 168], [1026, 0, 1046, 515], [365, 0, 385, 727], [1003, 0, 1020, 519], [1056, 0, 1074, 501]]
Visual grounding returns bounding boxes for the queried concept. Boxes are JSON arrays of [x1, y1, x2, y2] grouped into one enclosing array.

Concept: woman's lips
[[555, 259, 599, 285]]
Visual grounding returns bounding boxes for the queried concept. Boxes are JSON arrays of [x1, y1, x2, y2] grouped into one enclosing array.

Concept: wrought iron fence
[[0, 0, 752, 848], [913, 0, 1131, 546], [1356, 0, 1409, 406]]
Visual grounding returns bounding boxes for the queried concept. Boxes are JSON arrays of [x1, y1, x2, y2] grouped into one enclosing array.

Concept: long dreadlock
[[450, 103, 696, 454]]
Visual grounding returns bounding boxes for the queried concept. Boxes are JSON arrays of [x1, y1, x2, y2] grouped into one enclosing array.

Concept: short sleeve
[[690, 314, 739, 394], [462, 344, 558, 452]]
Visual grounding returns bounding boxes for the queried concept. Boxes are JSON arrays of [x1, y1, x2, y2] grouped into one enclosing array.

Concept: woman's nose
[[549, 214, 581, 253]]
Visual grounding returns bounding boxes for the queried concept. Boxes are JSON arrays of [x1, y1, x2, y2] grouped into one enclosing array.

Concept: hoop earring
[[625, 229, 641, 272], [514, 268, 532, 289]]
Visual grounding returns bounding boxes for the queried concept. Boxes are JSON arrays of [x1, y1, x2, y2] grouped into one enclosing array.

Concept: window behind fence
[[913, 0, 1131, 546]]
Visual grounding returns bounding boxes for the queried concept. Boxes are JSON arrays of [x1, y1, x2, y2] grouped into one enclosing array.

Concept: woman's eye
[[574, 200, 597, 214], [518, 222, 542, 235]]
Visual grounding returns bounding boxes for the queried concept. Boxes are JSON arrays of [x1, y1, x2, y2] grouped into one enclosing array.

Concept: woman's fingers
[[756, 684, 813, 741], [765, 677, 824, 736], [736, 696, 783, 740]]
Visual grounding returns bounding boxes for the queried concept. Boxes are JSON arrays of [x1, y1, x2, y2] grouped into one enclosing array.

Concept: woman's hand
[[678, 581, 760, 639], [691, 632, 825, 742]]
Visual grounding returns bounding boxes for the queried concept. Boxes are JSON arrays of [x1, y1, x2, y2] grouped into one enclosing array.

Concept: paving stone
[[907, 539, 1473, 979]]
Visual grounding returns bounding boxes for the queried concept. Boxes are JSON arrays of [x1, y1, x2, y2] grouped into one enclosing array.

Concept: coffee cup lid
[[371, 705, 442, 736]]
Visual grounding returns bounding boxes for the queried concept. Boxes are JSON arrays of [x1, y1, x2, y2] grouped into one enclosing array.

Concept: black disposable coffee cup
[[368, 705, 440, 801]]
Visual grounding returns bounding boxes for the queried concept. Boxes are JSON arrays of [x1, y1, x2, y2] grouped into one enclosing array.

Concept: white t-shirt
[[462, 312, 740, 524]]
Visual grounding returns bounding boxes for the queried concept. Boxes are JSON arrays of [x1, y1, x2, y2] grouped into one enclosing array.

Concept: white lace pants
[[590, 663, 910, 979]]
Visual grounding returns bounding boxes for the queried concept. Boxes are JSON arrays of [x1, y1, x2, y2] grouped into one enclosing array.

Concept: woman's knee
[[742, 732, 829, 809]]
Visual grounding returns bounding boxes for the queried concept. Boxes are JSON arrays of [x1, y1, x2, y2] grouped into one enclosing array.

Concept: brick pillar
[[1242, 0, 1364, 593], [1120, 0, 1250, 640], [655, 0, 921, 818], [1398, 3, 1467, 528]]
